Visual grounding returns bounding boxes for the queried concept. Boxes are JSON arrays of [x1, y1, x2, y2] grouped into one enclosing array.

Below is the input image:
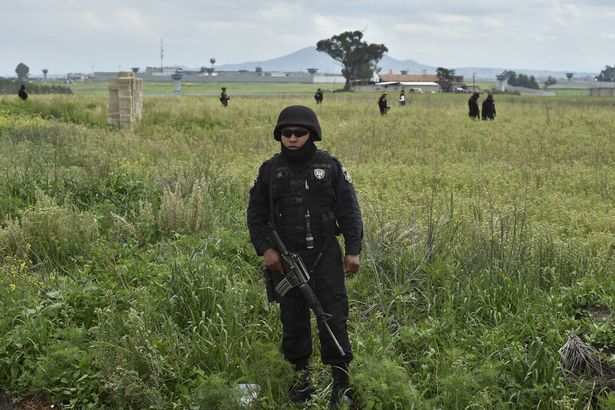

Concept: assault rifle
[[264, 225, 345, 357]]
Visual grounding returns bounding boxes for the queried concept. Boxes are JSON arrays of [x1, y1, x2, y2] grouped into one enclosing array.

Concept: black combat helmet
[[273, 105, 322, 141]]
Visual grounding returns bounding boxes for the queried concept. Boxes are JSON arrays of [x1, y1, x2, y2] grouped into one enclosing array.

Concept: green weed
[[0, 92, 613, 408]]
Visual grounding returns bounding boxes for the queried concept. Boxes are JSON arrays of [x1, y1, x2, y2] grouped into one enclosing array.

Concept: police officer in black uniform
[[468, 92, 480, 119], [378, 92, 389, 115], [482, 94, 496, 120], [219, 87, 230, 107], [247, 105, 363, 407], [18, 85, 28, 101]]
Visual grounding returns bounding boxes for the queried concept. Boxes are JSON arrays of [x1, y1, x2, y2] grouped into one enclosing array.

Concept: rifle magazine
[[275, 278, 293, 297]]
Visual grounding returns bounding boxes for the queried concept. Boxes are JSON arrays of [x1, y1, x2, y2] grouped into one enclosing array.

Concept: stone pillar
[[107, 71, 143, 127]]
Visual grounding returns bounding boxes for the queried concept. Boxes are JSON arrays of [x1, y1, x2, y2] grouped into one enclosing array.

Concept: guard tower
[[107, 71, 143, 128], [496, 74, 507, 92], [171, 71, 183, 92]]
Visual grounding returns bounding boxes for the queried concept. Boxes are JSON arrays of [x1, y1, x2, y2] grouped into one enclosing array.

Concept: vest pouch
[[321, 211, 339, 237]]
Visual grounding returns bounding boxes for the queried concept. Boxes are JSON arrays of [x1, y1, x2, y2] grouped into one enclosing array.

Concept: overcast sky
[[1, 0, 613, 77]]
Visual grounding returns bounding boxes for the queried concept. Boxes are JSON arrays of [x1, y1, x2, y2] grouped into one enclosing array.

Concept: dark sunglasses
[[281, 128, 309, 138]]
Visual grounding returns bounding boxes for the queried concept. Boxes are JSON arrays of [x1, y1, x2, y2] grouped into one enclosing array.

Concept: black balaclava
[[281, 137, 317, 170]]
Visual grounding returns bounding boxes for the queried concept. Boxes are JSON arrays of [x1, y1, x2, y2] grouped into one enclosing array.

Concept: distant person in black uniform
[[378, 92, 390, 115], [18, 85, 28, 100], [314, 88, 323, 104], [398, 89, 406, 106], [482, 94, 496, 120], [468, 93, 480, 119], [247, 105, 363, 408], [219, 87, 230, 107]]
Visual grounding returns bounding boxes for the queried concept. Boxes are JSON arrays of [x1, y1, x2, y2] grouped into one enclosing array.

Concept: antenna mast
[[160, 37, 164, 73]]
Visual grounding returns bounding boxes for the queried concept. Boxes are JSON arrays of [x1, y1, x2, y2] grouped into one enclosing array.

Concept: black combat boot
[[289, 365, 316, 403], [330, 364, 354, 409]]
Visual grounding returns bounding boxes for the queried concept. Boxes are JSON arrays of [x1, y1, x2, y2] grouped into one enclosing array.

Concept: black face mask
[[281, 139, 317, 169]]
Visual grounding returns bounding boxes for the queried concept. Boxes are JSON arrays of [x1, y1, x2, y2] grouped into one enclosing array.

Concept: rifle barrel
[[323, 321, 346, 357]]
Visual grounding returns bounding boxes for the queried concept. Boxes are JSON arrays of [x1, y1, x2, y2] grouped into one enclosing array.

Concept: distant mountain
[[216, 47, 342, 73], [215, 46, 596, 80], [216, 47, 434, 74], [378, 55, 434, 75], [453, 66, 596, 81]]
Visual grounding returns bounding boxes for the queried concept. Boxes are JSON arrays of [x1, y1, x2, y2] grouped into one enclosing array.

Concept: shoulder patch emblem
[[342, 167, 352, 184], [314, 168, 326, 180]]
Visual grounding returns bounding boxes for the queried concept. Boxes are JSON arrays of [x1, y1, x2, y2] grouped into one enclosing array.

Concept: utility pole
[[160, 37, 164, 73], [472, 72, 476, 92]]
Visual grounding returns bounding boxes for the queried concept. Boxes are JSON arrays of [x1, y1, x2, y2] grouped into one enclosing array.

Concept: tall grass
[[0, 92, 613, 408]]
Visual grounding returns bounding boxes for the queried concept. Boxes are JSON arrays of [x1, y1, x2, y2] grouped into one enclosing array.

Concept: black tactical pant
[[273, 238, 352, 367]]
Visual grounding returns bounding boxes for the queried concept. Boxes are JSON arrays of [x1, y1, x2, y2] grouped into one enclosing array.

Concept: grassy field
[[550, 89, 591, 97], [65, 81, 332, 96], [475, 83, 590, 97], [0, 91, 614, 409], [54, 80, 593, 98]]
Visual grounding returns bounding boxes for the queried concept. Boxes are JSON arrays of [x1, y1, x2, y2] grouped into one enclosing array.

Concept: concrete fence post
[[107, 71, 143, 127]]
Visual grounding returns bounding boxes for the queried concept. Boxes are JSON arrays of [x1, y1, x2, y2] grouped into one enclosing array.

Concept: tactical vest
[[273, 152, 337, 250]]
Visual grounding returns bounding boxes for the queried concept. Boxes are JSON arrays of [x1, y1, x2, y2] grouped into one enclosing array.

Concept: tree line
[[597, 65, 615, 82], [501, 71, 540, 89]]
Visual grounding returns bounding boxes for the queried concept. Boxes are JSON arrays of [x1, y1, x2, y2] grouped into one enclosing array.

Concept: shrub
[[353, 356, 428, 409], [0, 190, 98, 267], [158, 178, 217, 235], [243, 342, 293, 405], [190, 373, 241, 410]]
